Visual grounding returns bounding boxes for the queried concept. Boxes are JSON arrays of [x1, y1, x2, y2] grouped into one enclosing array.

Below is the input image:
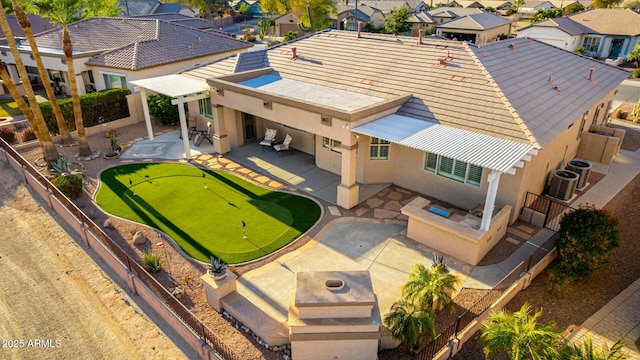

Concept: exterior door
[[242, 112, 256, 142], [609, 38, 623, 58]]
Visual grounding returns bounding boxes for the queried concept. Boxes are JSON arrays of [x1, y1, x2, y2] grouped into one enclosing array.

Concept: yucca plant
[[144, 250, 163, 273]]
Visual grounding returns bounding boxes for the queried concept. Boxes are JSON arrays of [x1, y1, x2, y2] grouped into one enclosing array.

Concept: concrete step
[[221, 291, 290, 346]]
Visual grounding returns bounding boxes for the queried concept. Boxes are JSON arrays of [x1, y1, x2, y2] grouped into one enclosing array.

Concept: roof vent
[[197, 36, 202, 42], [357, 21, 362, 39], [436, 45, 448, 49], [360, 79, 373, 84], [418, 29, 423, 45], [588, 68, 596, 83], [291, 47, 297, 60], [450, 75, 465, 82], [435, 57, 446, 67], [446, 50, 453, 61], [548, 75, 555, 85], [553, 85, 560, 92], [508, 43, 515, 50]]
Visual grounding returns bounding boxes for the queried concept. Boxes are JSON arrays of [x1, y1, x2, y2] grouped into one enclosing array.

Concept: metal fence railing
[[0, 138, 243, 360], [411, 233, 558, 360], [522, 192, 576, 232]]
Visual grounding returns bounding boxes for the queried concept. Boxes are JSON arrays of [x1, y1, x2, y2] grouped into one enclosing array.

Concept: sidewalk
[[568, 277, 640, 358]]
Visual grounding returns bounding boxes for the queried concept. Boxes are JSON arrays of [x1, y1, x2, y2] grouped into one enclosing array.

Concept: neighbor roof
[[0, 14, 56, 40], [428, 7, 484, 18], [118, 0, 159, 16], [438, 12, 510, 30], [519, 16, 594, 35], [132, 14, 216, 30], [568, 8, 640, 36], [181, 30, 628, 149], [21, 17, 250, 70]]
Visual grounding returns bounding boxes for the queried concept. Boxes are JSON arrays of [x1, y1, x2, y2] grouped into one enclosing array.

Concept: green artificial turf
[[96, 163, 321, 264]]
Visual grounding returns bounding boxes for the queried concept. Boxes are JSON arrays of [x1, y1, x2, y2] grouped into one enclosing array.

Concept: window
[[322, 137, 342, 153], [582, 36, 601, 54], [424, 152, 482, 186], [48, 69, 65, 82], [592, 104, 603, 125], [198, 98, 213, 118], [577, 111, 588, 140], [345, 22, 356, 31], [103, 73, 126, 89], [86, 70, 94, 84], [25, 66, 38, 75], [369, 137, 390, 160]]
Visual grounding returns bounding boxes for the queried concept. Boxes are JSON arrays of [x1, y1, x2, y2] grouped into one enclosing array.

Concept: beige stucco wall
[[517, 26, 580, 51], [508, 89, 617, 222]]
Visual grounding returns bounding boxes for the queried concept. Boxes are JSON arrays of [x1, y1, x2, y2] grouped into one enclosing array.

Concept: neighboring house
[[408, 12, 437, 35], [0, 17, 250, 95], [517, 8, 640, 59], [131, 30, 628, 263], [230, 0, 263, 14], [548, 0, 593, 10], [335, 4, 386, 30], [452, 0, 485, 8], [434, 10, 511, 42], [360, 1, 429, 14], [273, 13, 301, 37], [118, 0, 199, 17], [477, 0, 513, 11], [429, 7, 484, 24], [517, 0, 555, 17]]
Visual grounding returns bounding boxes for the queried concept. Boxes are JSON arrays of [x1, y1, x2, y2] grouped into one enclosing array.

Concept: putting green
[[95, 163, 321, 263]]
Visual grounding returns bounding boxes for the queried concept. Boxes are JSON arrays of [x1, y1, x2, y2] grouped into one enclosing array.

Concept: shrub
[[283, 31, 298, 42], [52, 173, 84, 199], [632, 68, 640, 79], [575, 46, 586, 55], [144, 250, 163, 273], [555, 205, 620, 278], [0, 127, 17, 144], [147, 93, 178, 125], [21, 128, 36, 142], [39, 88, 131, 135]]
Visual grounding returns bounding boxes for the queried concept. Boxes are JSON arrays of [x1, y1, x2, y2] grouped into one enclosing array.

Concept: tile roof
[[155, 3, 194, 14], [452, 0, 484, 7], [132, 13, 216, 29], [569, 8, 640, 36], [181, 30, 629, 148], [408, 12, 435, 23], [438, 12, 510, 30], [0, 14, 56, 39], [25, 17, 250, 70], [118, 0, 159, 16], [360, 1, 412, 12], [530, 17, 594, 35], [428, 7, 484, 17]]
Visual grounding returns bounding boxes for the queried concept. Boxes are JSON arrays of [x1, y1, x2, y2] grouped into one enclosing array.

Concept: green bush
[[0, 127, 16, 144], [555, 205, 620, 279], [575, 46, 586, 55], [632, 68, 640, 79], [147, 93, 178, 125], [39, 88, 131, 135], [144, 250, 163, 273], [283, 31, 298, 42], [52, 173, 84, 199]]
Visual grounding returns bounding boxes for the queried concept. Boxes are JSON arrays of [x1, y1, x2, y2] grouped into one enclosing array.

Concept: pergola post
[[172, 97, 191, 158], [136, 87, 154, 141], [480, 170, 502, 231], [337, 136, 359, 209]]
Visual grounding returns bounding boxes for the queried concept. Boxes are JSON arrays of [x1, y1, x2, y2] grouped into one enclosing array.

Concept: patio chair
[[259, 128, 277, 150], [273, 134, 292, 154], [194, 121, 213, 146], [187, 115, 197, 139]]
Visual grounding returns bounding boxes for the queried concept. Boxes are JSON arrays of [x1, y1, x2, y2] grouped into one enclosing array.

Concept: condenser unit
[[548, 170, 579, 201], [566, 160, 592, 190]]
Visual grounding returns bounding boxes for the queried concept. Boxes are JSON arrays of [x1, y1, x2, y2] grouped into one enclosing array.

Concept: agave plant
[[48, 158, 70, 177], [208, 256, 227, 276]]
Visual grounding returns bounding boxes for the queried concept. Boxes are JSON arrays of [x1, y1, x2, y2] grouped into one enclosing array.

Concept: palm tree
[[0, 7, 59, 163], [32, 0, 92, 157], [571, 336, 627, 360], [12, 1, 74, 145], [402, 263, 459, 313], [627, 43, 640, 68], [480, 303, 560, 360], [384, 298, 436, 351]]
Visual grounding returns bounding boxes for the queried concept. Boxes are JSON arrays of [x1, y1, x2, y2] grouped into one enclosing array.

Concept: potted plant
[[104, 135, 121, 159], [207, 256, 228, 280]]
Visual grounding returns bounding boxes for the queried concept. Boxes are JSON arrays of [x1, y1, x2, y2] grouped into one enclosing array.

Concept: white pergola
[[131, 74, 210, 158]]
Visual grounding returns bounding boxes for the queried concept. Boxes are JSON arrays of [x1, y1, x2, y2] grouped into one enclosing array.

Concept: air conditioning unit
[[548, 170, 579, 201], [566, 160, 592, 190]]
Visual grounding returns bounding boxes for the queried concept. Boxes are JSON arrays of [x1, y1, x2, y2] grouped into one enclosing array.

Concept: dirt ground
[[5, 113, 640, 359], [0, 161, 194, 359]]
